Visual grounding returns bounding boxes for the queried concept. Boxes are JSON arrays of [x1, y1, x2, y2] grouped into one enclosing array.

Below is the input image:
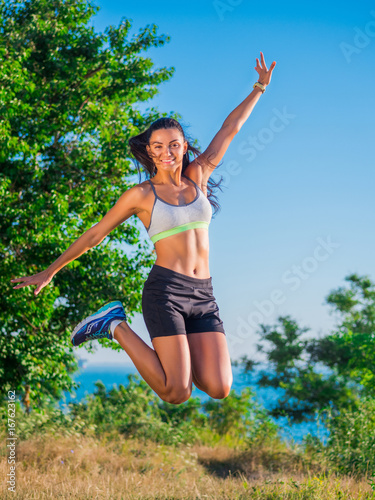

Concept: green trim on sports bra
[[151, 220, 209, 244]]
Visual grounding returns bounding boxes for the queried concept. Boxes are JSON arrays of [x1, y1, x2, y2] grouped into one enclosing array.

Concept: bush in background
[[1, 375, 280, 449], [305, 397, 375, 477]]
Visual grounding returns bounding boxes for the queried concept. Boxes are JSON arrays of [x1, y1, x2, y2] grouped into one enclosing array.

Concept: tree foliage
[[238, 274, 375, 422], [1, 0, 176, 406]]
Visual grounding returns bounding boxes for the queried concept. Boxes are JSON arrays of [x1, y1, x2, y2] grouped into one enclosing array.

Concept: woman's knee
[[206, 383, 232, 400], [161, 385, 192, 405]]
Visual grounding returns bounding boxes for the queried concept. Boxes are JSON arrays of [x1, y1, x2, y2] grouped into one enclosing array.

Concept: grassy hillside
[[1, 431, 374, 499], [1, 376, 375, 499]]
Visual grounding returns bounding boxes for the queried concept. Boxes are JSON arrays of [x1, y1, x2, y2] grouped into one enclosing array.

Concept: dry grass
[[1, 432, 374, 499]]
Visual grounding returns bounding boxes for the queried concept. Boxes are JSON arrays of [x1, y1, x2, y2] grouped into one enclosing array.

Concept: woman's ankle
[[110, 319, 125, 339]]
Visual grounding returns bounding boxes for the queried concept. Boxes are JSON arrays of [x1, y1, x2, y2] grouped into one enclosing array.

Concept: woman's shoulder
[[112, 181, 153, 217], [136, 178, 154, 193], [126, 179, 153, 196]]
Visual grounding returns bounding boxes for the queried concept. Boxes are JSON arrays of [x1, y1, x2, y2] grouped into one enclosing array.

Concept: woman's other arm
[[10, 185, 144, 295]]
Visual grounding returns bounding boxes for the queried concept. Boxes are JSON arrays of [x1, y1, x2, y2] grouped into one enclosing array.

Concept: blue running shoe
[[71, 300, 127, 346]]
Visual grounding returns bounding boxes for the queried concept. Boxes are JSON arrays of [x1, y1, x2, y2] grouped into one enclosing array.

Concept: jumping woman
[[11, 52, 276, 405]]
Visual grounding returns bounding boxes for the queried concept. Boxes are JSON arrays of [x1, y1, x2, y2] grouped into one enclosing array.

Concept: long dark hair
[[128, 117, 223, 216]]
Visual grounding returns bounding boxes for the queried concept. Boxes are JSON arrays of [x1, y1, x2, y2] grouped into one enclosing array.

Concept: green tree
[[307, 273, 375, 394], [237, 274, 375, 422], [0, 0, 175, 407]]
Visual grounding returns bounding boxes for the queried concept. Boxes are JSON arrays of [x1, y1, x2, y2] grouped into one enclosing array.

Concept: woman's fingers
[[12, 281, 31, 289], [254, 53, 277, 86], [11, 278, 27, 288], [260, 51, 268, 71], [11, 269, 52, 295], [11, 275, 38, 288]]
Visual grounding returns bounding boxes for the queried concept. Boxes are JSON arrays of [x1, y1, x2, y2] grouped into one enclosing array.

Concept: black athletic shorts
[[142, 264, 225, 341]]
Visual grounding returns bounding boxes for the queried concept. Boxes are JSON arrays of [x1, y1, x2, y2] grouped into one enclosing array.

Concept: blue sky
[[77, 0, 375, 365]]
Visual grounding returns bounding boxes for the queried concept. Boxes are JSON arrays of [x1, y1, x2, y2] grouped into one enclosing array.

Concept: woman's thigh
[[187, 331, 233, 399], [151, 334, 193, 402]]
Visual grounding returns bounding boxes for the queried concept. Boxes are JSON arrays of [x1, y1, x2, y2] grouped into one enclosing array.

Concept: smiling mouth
[[161, 159, 174, 163]]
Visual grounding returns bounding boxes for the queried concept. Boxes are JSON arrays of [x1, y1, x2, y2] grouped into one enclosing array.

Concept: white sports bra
[[146, 174, 212, 244]]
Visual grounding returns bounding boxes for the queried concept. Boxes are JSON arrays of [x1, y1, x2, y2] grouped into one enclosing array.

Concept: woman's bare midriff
[[135, 180, 211, 279], [154, 228, 210, 278]]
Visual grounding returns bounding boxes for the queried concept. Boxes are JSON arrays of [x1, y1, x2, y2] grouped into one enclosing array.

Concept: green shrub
[[0, 399, 89, 440], [1, 375, 282, 448], [203, 387, 279, 445], [68, 375, 200, 445], [305, 397, 375, 477]]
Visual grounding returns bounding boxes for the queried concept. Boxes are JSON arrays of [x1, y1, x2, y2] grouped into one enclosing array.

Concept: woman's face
[[147, 128, 187, 171]]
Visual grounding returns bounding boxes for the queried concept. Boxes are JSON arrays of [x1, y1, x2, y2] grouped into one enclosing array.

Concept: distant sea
[[60, 362, 327, 444]]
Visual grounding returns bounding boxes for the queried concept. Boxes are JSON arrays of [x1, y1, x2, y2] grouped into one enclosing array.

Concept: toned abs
[[135, 180, 211, 279]]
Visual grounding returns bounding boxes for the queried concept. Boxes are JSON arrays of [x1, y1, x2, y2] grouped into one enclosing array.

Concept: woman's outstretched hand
[[255, 51, 276, 87], [10, 269, 53, 296]]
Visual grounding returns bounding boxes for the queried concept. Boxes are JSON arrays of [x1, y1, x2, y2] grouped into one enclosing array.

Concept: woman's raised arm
[[10, 185, 143, 296], [192, 52, 276, 184]]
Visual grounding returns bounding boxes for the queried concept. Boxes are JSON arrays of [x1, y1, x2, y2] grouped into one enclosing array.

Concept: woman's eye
[[154, 144, 179, 149]]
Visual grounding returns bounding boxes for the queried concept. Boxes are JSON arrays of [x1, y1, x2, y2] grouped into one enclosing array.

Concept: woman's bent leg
[[113, 321, 192, 404], [187, 331, 232, 399]]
